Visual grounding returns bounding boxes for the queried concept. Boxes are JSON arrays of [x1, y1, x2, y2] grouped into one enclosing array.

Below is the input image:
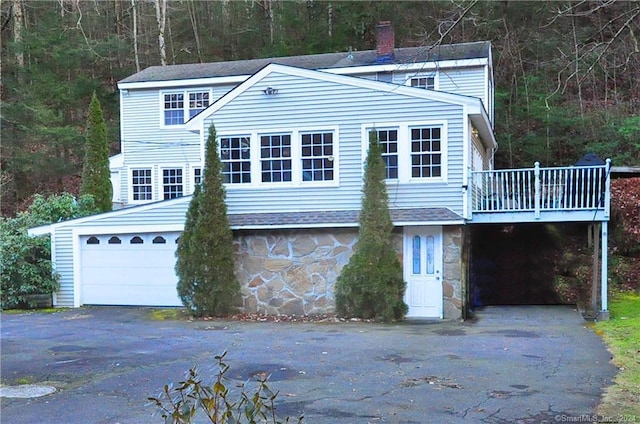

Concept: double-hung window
[[410, 126, 442, 178], [375, 129, 399, 180], [301, 132, 334, 182], [162, 168, 183, 199], [193, 168, 202, 186], [221, 136, 251, 184], [132, 169, 152, 201], [163, 90, 210, 126], [188, 92, 209, 119], [260, 134, 292, 183], [164, 94, 184, 125]]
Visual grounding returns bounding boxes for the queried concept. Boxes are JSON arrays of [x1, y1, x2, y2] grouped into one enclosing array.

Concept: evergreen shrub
[[176, 125, 240, 317], [335, 131, 407, 321]]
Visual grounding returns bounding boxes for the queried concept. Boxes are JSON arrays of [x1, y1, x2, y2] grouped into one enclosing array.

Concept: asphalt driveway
[[1, 306, 617, 424]]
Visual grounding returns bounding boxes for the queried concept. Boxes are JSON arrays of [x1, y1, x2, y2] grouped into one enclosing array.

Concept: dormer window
[[162, 90, 210, 126], [410, 76, 435, 90]]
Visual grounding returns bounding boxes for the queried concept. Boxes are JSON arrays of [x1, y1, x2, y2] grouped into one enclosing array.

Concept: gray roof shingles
[[228, 208, 463, 228], [120, 42, 491, 84]]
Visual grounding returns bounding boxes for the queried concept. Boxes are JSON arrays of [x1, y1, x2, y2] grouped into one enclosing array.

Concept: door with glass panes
[[403, 226, 443, 318]]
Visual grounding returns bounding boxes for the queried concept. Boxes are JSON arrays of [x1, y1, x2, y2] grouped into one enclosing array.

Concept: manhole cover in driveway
[[0, 385, 57, 398]]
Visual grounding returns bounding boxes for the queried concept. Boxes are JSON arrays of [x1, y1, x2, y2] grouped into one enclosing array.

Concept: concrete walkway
[[1, 306, 617, 423]]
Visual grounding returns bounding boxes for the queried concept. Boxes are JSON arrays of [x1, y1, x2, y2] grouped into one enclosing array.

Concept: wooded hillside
[[1, 0, 638, 216]]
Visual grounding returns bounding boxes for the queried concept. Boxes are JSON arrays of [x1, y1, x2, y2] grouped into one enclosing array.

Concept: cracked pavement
[[1, 305, 617, 423]]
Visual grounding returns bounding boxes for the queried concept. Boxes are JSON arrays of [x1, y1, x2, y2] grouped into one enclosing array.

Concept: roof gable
[[185, 63, 487, 132]]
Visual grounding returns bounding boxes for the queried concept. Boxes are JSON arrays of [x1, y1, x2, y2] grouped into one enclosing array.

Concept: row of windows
[[131, 168, 202, 201], [86, 236, 179, 245], [163, 91, 210, 126], [161, 76, 434, 127], [129, 124, 443, 200], [219, 131, 336, 185], [376, 127, 442, 179]]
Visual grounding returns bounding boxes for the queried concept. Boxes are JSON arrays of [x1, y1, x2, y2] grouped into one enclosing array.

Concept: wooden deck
[[468, 160, 611, 224]]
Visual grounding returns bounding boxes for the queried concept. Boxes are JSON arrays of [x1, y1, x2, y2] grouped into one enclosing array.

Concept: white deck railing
[[470, 160, 611, 219]]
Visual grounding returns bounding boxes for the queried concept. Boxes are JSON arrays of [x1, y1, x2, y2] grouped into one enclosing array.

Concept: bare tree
[[132, 0, 140, 72], [155, 0, 167, 66], [12, 0, 24, 68]]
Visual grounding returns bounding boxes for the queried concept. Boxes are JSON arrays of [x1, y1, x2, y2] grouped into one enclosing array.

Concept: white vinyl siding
[[204, 72, 465, 214]]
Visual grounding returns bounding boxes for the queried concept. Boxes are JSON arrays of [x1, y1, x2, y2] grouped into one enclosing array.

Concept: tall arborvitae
[[175, 125, 239, 317], [80, 92, 112, 212], [335, 130, 407, 321]]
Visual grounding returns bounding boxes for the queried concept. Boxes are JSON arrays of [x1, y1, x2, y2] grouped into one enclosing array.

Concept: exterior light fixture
[[263, 87, 278, 95]]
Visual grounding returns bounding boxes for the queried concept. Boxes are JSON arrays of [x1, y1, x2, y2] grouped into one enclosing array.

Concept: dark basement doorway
[[469, 223, 566, 309]]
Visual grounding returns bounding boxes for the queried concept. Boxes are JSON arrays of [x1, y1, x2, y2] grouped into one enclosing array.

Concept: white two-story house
[[30, 22, 611, 319]]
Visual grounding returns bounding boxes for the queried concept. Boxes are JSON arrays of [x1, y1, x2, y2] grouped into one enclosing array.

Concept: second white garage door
[[79, 232, 183, 306]]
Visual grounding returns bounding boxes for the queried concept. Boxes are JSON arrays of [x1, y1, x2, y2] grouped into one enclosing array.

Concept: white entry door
[[403, 226, 443, 318]]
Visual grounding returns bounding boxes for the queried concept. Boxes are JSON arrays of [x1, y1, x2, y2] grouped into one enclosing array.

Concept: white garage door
[[80, 232, 182, 306]]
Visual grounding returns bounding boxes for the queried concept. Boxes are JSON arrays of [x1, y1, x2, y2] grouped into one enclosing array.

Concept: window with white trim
[[410, 126, 442, 178], [163, 93, 184, 125], [260, 134, 292, 183], [162, 168, 183, 199], [376, 129, 398, 180], [189, 92, 209, 119], [132, 169, 152, 200], [221, 136, 251, 184], [163, 90, 210, 125], [193, 167, 202, 186], [410, 76, 435, 90], [301, 132, 334, 182]]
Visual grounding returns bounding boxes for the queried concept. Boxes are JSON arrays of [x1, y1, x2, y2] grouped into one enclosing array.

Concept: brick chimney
[[376, 21, 395, 64]]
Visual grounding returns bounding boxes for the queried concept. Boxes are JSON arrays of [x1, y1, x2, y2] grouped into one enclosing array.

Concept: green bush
[[0, 193, 98, 309], [335, 131, 407, 322], [148, 351, 303, 424], [176, 125, 240, 317]]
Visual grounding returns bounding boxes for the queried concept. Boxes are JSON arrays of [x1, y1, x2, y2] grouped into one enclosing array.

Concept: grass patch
[[147, 308, 189, 321], [594, 291, 640, 419], [1, 308, 68, 315]]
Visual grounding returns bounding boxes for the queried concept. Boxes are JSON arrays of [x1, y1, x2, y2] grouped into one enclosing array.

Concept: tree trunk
[[155, 0, 167, 66], [12, 0, 24, 68], [131, 0, 140, 72]]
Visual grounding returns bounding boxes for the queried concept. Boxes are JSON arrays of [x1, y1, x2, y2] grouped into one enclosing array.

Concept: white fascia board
[[35, 196, 193, 232], [28, 225, 53, 236], [470, 108, 497, 150], [118, 75, 248, 90], [109, 153, 124, 168], [323, 58, 488, 76], [185, 63, 485, 132]]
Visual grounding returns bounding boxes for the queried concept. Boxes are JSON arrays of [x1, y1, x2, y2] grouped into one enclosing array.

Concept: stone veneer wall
[[233, 229, 357, 316], [442, 226, 465, 320], [233, 226, 462, 319]]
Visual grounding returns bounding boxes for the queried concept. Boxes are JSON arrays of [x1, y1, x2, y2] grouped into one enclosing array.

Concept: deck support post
[[591, 223, 600, 314], [599, 221, 609, 320]]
